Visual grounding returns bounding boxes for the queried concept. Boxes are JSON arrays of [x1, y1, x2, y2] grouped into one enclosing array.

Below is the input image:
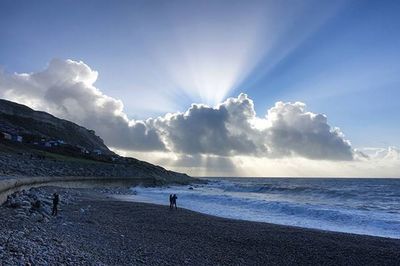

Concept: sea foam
[[122, 177, 400, 239]]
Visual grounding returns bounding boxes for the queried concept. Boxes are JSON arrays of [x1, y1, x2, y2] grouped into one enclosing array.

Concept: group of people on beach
[[169, 194, 178, 210], [51, 192, 178, 215], [50, 191, 178, 215]]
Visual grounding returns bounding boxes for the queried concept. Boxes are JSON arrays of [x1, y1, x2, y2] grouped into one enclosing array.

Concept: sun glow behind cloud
[[1, 58, 399, 177], [2, 0, 399, 177], [129, 0, 345, 111], [111, 148, 400, 178], [160, 1, 267, 105]]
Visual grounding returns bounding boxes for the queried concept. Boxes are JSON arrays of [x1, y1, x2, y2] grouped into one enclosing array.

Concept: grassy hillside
[[0, 99, 112, 154]]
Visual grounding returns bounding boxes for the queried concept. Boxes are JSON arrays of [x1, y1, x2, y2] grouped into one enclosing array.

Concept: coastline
[[1, 186, 399, 265], [116, 178, 400, 240], [115, 194, 400, 240]]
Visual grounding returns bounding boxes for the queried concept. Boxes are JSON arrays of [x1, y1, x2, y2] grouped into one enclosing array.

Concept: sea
[[124, 177, 400, 239]]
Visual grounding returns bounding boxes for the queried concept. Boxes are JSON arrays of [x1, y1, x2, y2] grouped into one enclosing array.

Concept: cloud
[[152, 94, 353, 160], [228, 150, 400, 178], [265, 101, 353, 160], [113, 147, 400, 177], [0, 59, 353, 161], [0, 59, 165, 151], [151, 94, 261, 156], [357, 146, 400, 161]]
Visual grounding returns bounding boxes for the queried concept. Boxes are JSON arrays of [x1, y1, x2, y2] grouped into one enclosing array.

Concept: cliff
[[0, 98, 193, 184]]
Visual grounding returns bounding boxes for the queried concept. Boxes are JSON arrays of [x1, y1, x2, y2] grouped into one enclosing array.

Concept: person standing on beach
[[169, 194, 173, 209], [172, 194, 178, 210], [52, 193, 59, 216]]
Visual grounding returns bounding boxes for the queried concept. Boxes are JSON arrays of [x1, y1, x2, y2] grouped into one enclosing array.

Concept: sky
[[0, 0, 399, 177]]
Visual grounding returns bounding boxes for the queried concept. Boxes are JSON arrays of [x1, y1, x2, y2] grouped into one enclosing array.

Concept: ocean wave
[[127, 178, 400, 239]]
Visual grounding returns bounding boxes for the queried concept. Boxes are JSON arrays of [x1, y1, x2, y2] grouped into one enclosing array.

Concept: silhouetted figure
[[169, 194, 173, 209], [172, 194, 178, 210], [52, 193, 59, 216]]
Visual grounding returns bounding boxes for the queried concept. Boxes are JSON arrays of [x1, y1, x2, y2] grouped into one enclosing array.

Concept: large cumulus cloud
[[152, 94, 261, 156], [0, 59, 165, 151], [0, 59, 353, 160], [265, 101, 353, 160], [152, 94, 353, 160]]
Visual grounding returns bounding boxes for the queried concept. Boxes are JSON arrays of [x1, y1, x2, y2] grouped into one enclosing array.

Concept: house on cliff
[[1, 132, 23, 142]]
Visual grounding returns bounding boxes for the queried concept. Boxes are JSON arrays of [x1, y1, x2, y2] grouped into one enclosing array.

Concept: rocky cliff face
[[0, 99, 111, 154]]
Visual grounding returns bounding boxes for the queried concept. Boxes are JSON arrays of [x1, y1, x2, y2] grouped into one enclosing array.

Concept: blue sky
[[0, 0, 400, 176], [1, 0, 399, 149]]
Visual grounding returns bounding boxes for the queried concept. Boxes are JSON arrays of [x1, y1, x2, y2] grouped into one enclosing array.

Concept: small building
[[2, 132, 12, 140], [44, 140, 63, 147], [92, 149, 102, 155], [1, 132, 22, 142], [12, 135, 23, 142], [44, 142, 52, 147], [76, 145, 89, 154]]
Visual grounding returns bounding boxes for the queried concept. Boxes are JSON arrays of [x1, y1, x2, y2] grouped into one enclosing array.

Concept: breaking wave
[[121, 177, 400, 239]]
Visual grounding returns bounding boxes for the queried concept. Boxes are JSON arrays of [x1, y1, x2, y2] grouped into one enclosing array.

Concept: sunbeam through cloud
[[132, 0, 345, 109]]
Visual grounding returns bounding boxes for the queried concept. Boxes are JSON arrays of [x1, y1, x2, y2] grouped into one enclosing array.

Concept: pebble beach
[[1, 186, 399, 265]]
